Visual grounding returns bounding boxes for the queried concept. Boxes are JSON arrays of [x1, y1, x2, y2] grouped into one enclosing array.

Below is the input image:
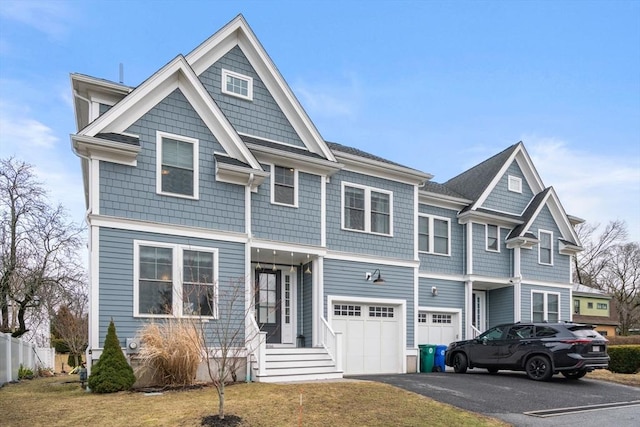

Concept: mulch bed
[[201, 414, 243, 426]]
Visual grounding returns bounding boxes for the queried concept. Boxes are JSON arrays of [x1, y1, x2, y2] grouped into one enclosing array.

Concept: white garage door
[[417, 311, 459, 346], [331, 302, 402, 375]]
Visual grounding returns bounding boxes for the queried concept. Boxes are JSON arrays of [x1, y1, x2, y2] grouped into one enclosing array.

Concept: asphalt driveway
[[351, 368, 640, 427]]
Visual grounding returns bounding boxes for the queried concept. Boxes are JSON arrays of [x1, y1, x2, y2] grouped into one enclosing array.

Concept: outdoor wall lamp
[[365, 269, 385, 284], [432, 286, 438, 296]]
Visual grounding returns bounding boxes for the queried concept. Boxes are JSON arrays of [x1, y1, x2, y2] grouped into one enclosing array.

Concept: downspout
[[245, 172, 254, 382]]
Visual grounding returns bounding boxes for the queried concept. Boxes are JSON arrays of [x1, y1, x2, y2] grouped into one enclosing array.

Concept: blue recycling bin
[[433, 345, 447, 372]]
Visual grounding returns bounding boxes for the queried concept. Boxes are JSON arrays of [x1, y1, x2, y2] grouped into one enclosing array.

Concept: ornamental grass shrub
[[134, 319, 202, 387], [87, 320, 135, 393]]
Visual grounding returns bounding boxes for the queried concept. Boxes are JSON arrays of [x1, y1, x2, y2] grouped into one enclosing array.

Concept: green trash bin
[[419, 344, 436, 373]]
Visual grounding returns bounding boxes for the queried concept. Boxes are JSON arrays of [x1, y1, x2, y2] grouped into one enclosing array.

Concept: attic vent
[[508, 175, 522, 193]]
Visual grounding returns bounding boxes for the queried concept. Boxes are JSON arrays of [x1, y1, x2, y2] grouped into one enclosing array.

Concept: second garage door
[[417, 311, 459, 346], [331, 302, 403, 375]]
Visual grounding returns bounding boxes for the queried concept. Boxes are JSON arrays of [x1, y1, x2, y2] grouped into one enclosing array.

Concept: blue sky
[[1, 0, 639, 242]]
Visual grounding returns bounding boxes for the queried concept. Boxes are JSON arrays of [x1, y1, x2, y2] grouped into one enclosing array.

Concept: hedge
[[607, 345, 640, 374]]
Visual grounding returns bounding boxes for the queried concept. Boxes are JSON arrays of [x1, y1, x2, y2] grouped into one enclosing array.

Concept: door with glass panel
[[256, 271, 281, 343]]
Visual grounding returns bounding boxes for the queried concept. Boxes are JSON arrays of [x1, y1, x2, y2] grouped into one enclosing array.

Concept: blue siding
[[418, 205, 464, 274], [252, 170, 321, 245], [487, 287, 514, 327], [100, 89, 245, 232], [326, 170, 415, 259], [482, 161, 534, 215], [520, 283, 571, 322], [300, 263, 313, 347], [98, 227, 246, 347], [324, 259, 415, 347], [520, 206, 571, 283], [199, 45, 304, 147], [418, 278, 465, 309], [472, 224, 512, 277]]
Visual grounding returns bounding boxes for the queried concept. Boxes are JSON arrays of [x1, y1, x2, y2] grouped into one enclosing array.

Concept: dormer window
[[221, 69, 253, 101], [508, 175, 522, 193]]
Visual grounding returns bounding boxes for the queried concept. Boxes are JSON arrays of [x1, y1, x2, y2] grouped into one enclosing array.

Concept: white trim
[[418, 272, 466, 281], [485, 224, 500, 253], [133, 240, 219, 319], [417, 214, 451, 256], [522, 279, 573, 289], [466, 222, 473, 275], [91, 158, 100, 216], [326, 251, 419, 268], [538, 229, 554, 265], [221, 68, 253, 101], [341, 182, 394, 236], [89, 224, 100, 351], [508, 175, 522, 193], [530, 290, 561, 322], [89, 215, 248, 243], [270, 164, 298, 207], [156, 131, 200, 200], [328, 294, 406, 374], [321, 175, 327, 247]]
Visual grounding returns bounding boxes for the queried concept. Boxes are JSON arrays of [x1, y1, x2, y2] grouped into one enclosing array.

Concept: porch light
[[432, 286, 438, 296]]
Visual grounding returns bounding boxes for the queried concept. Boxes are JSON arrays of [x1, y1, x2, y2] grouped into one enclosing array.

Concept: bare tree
[[573, 220, 627, 286], [0, 158, 85, 337], [599, 243, 640, 335], [51, 286, 88, 367]]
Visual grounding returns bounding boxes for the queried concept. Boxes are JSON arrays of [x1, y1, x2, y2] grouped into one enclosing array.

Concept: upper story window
[[597, 303, 608, 310], [532, 291, 559, 322], [271, 165, 297, 207], [134, 241, 217, 318], [486, 224, 500, 252], [221, 69, 253, 101], [157, 131, 199, 199], [342, 183, 392, 236], [508, 175, 522, 193], [418, 215, 450, 256], [538, 230, 553, 265]]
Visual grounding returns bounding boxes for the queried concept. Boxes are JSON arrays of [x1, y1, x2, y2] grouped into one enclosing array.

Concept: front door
[[256, 271, 281, 343], [472, 291, 486, 333]]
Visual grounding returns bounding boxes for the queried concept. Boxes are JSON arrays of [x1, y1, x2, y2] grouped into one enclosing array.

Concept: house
[[70, 15, 583, 382], [572, 283, 618, 336]]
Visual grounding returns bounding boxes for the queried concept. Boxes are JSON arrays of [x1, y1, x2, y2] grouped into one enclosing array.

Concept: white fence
[[1, 333, 55, 385]]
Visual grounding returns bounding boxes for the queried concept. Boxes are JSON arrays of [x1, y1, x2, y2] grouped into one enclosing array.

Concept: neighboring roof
[[573, 283, 609, 296], [572, 314, 619, 327], [444, 143, 520, 200]]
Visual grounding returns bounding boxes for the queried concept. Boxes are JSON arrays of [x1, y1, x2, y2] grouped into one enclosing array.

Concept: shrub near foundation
[[88, 320, 135, 393]]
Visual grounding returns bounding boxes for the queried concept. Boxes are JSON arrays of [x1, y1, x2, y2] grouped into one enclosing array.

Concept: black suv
[[444, 322, 609, 381]]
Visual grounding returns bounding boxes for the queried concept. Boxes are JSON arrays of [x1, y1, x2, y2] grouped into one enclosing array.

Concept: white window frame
[[531, 290, 560, 322], [538, 230, 553, 265], [508, 175, 522, 193], [417, 214, 451, 256], [156, 131, 199, 200], [270, 164, 298, 207], [485, 224, 500, 252], [221, 69, 253, 101], [133, 240, 219, 319], [341, 182, 393, 236]]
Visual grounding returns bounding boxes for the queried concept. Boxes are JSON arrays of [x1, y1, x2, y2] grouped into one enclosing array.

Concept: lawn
[[1, 376, 508, 427]]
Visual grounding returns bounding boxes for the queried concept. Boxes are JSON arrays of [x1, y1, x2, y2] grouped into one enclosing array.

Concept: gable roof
[[185, 14, 336, 163]]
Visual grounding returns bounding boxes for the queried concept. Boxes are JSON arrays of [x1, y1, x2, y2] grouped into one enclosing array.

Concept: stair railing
[[320, 317, 343, 372], [247, 316, 267, 377]]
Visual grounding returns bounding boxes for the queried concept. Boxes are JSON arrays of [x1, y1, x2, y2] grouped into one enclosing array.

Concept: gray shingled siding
[[481, 161, 534, 215], [418, 278, 465, 310], [199, 45, 304, 147], [100, 89, 245, 232], [520, 205, 571, 283], [97, 227, 246, 347], [324, 259, 415, 347], [472, 224, 512, 277], [520, 283, 571, 322], [487, 286, 514, 328], [251, 169, 321, 245], [418, 204, 464, 274], [326, 170, 415, 259], [299, 264, 313, 347]]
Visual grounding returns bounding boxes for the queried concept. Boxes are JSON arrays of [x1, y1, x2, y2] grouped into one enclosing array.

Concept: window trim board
[[156, 131, 199, 200]]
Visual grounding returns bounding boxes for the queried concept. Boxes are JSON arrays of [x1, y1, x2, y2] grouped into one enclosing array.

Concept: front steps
[[252, 347, 343, 383]]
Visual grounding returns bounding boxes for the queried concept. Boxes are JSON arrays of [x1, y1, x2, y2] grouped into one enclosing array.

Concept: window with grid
[[273, 165, 295, 206], [369, 306, 394, 318], [221, 69, 253, 100], [182, 250, 215, 316], [539, 230, 553, 265], [431, 314, 452, 324], [418, 312, 427, 323], [158, 133, 197, 198], [342, 183, 392, 235], [334, 304, 361, 317], [138, 245, 173, 315]]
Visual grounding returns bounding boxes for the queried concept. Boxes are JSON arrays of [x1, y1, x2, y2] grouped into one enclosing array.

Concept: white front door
[[472, 291, 486, 333], [280, 270, 295, 344]]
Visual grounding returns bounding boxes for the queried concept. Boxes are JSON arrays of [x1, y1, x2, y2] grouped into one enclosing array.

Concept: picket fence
[[1, 332, 55, 385]]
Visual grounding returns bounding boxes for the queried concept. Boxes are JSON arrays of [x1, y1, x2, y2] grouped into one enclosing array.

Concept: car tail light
[[560, 339, 592, 345]]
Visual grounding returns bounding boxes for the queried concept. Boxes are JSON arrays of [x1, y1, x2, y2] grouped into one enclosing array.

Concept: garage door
[[331, 302, 402, 375], [417, 311, 459, 346]]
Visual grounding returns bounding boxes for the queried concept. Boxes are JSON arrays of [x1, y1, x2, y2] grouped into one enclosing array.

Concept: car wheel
[[561, 370, 587, 380], [453, 352, 468, 374], [487, 368, 499, 374], [525, 355, 553, 381]]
